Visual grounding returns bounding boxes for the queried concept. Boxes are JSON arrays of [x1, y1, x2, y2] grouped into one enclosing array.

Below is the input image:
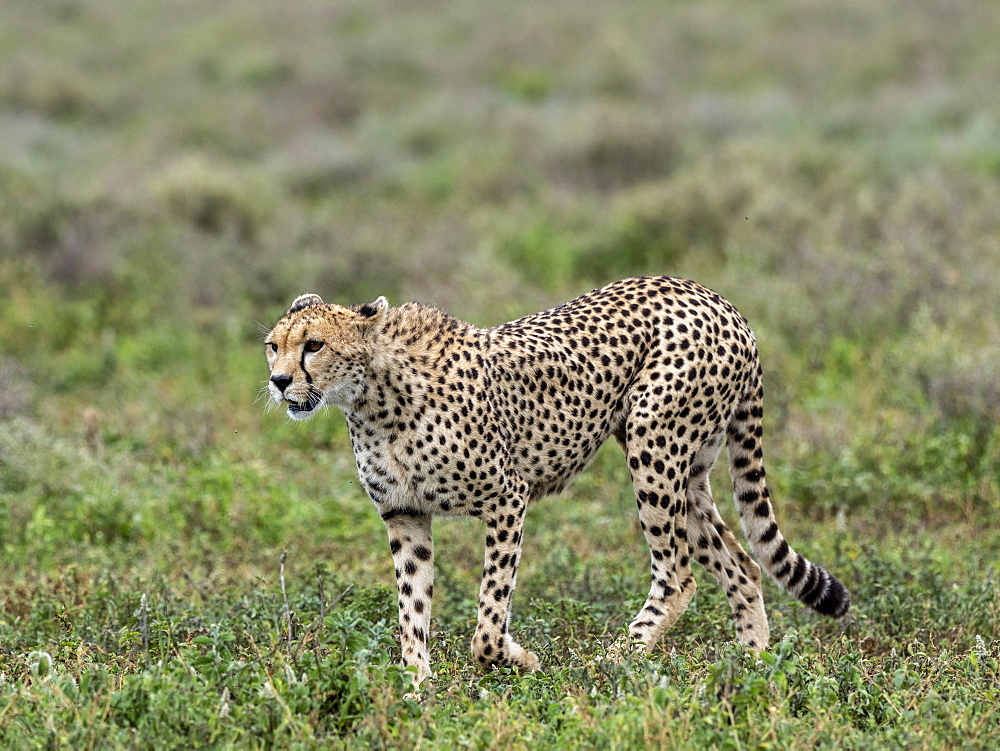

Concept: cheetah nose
[[270, 374, 293, 393]]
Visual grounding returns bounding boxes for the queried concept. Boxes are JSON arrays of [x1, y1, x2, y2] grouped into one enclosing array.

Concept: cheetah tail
[[725, 388, 850, 619]]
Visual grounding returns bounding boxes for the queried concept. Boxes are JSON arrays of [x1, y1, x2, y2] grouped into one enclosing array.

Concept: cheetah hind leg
[[686, 432, 770, 650], [605, 427, 697, 662]]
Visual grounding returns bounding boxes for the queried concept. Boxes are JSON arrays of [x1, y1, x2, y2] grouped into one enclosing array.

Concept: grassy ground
[[1, 1, 998, 747]]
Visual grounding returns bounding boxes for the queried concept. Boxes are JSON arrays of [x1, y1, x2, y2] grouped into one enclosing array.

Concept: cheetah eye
[[266, 342, 277, 353], [304, 340, 324, 353]]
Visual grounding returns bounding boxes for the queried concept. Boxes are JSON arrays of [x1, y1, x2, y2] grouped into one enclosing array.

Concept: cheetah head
[[264, 293, 388, 419]]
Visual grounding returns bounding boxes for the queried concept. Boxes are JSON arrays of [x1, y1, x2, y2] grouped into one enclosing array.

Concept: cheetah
[[264, 276, 850, 687]]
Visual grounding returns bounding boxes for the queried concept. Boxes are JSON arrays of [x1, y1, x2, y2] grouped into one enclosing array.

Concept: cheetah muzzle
[[264, 276, 850, 688]]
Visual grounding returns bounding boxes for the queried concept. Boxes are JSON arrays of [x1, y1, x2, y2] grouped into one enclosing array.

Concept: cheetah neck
[[347, 303, 485, 425]]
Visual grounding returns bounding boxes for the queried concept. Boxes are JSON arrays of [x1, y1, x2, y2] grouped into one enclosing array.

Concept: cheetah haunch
[[265, 276, 850, 687]]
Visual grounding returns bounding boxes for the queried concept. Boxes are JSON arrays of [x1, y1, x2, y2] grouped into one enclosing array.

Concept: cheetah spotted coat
[[265, 276, 850, 687]]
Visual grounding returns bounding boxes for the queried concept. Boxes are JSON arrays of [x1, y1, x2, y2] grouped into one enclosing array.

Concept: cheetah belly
[[508, 419, 618, 500], [494, 366, 631, 500]]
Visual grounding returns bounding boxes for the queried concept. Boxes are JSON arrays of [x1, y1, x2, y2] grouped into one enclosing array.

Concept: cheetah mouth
[[286, 393, 324, 420]]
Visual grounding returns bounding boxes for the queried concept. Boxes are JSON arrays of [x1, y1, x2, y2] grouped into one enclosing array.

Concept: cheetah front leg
[[471, 499, 540, 674], [382, 511, 434, 687]]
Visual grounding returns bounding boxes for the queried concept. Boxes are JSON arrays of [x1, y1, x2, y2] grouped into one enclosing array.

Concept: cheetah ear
[[355, 296, 388, 336], [287, 293, 324, 315]]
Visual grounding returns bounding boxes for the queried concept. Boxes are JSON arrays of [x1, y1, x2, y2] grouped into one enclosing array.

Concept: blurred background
[[2, 0, 998, 575]]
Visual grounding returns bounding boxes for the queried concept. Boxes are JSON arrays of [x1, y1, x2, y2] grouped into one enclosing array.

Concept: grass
[[1, 0, 999, 747]]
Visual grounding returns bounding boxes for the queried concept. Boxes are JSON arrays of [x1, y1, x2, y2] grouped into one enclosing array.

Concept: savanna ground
[[1, 1, 998, 748]]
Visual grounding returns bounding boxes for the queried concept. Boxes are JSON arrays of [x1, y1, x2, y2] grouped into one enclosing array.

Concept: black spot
[[771, 540, 789, 564], [809, 573, 851, 618], [381, 507, 423, 522], [786, 555, 808, 588]]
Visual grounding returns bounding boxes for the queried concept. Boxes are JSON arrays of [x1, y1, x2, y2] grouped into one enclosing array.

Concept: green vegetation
[[1, 1, 998, 747]]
